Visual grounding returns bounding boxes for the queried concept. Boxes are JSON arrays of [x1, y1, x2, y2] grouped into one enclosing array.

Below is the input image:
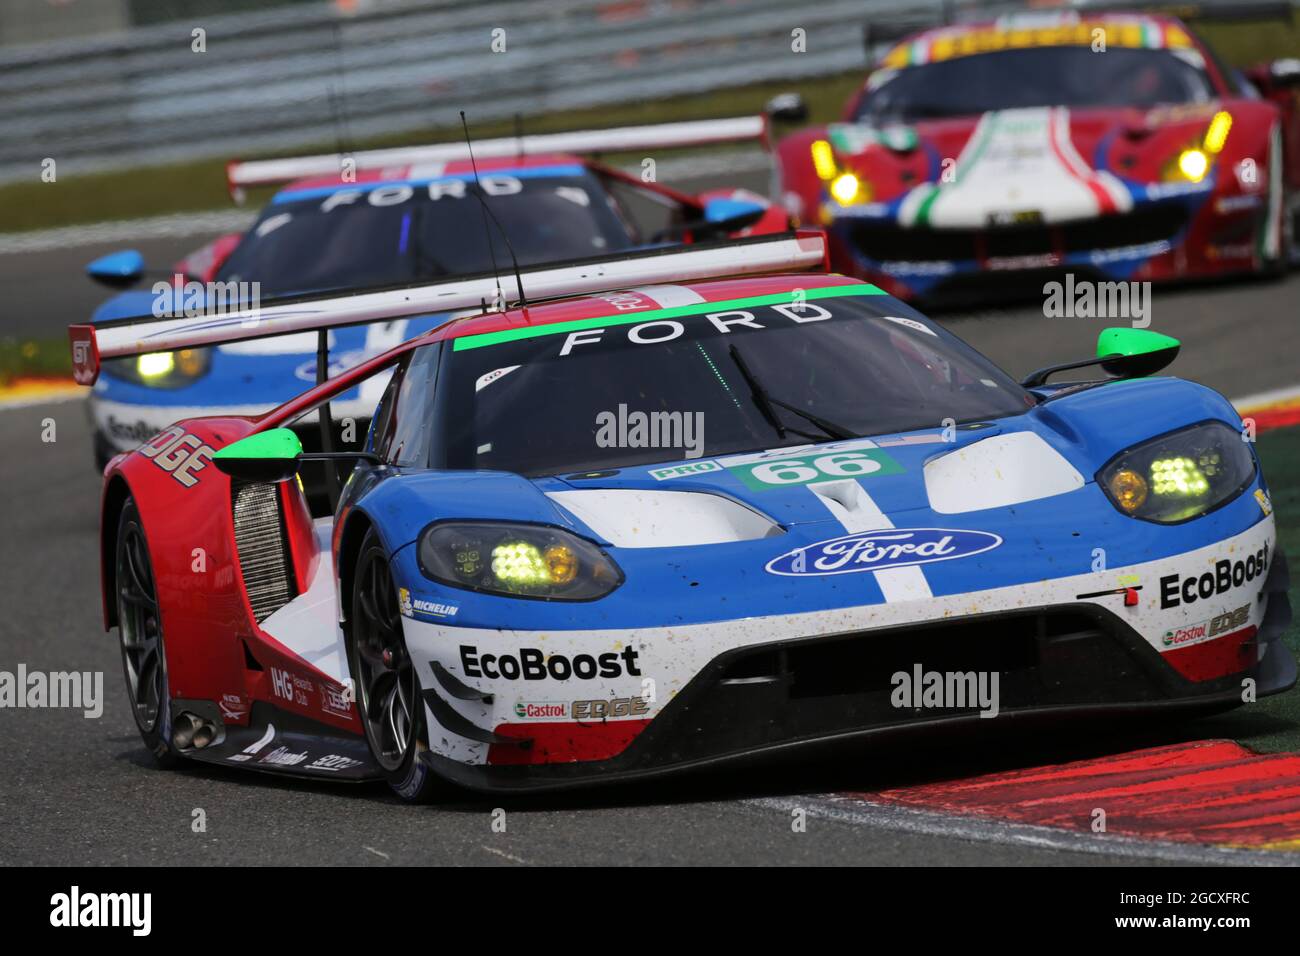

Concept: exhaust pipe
[[191, 720, 216, 749], [171, 712, 201, 749], [171, 712, 219, 750]]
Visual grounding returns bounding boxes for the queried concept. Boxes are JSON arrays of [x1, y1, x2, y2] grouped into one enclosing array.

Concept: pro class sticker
[[648, 460, 721, 481], [766, 528, 1002, 577]]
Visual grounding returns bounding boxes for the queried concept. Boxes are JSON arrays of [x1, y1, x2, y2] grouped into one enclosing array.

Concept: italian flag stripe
[[1048, 108, 1116, 215], [914, 113, 996, 227]]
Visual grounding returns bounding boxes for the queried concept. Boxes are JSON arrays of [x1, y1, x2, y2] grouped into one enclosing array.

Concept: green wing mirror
[[1095, 327, 1180, 379], [1021, 328, 1180, 388], [213, 428, 303, 483]]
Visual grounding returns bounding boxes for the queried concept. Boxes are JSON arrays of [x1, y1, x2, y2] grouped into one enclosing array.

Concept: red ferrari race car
[[769, 5, 1300, 302]]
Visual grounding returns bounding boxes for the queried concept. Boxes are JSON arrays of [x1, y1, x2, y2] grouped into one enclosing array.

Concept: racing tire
[[115, 498, 183, 769], [347, 530, 441, 803]]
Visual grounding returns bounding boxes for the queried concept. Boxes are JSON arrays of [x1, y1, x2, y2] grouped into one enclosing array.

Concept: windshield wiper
[[728, 344, 857, 442]]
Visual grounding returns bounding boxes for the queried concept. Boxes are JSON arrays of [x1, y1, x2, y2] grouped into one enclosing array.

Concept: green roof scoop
[[1021, 327, 1181, 389], [1096, 327, 1181, 379], [213, 428, 304, 483]]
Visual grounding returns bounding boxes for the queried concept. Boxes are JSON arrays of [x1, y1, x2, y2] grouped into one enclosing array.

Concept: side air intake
[[231, 480, 296, 622]]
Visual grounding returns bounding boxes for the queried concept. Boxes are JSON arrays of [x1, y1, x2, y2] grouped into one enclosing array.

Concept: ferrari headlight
[[1176, 148, 1209, 183], [811, 139, 871, 207], [1099, 422, 1255, 523], [830, 173, 863, 205], [1163, 112, 1231, 184], [1204, 111, 1232, 154], [103, 347, 212, 388], [418, 522, 622, 600], [810, 140, 838, 181]]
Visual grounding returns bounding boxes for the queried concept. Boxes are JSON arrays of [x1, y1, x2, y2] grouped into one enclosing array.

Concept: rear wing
[[224, 116, 768, 203], [69, 230, 829, 386], [862, 1, 1296, 58], [1072, 2, 1295, 22]]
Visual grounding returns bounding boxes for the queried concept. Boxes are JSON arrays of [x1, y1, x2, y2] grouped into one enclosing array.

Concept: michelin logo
[[398, 587, 458, 619]]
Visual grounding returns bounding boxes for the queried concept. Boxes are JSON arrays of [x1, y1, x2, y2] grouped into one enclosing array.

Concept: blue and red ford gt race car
[[68, 232, 1293, 797], [82, 118, 786, 468], [769, 7, 1300, 302]]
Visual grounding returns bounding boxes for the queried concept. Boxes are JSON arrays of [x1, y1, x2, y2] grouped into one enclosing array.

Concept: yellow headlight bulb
[[491, 541, 548, 586], [810, 139, 838, 180], [1204, 111, 1232, 154], [137, 352, 175, 379], [1177, 148, 1209, 183], [1108, 469, 1148, 513], [830, 173, 862, 205]]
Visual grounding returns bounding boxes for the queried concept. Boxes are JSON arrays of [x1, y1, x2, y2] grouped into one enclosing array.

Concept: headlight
[[1099, 421, 1255, 523], [102, 347, 211, 388], [1175, 148, 1209, 183], [1163, 111, 1231, 184], [810, 139, 871, 207], [418, 521, 623, 600], [810, 139, 838, 180], [830, 173, 863, 205]]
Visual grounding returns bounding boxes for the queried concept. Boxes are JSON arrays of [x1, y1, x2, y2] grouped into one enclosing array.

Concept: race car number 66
[[137, 425, 215, 488], [751, 452, 884, 485]]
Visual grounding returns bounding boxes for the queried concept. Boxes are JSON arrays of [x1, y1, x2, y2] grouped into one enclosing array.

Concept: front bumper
[[826, 189, 1274, 303], [413, 547, 1294, 794]]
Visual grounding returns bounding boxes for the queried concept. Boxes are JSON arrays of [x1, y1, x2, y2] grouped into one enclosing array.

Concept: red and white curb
[[1235, 384, 1300, 433], [750, 740, 1300, 863]]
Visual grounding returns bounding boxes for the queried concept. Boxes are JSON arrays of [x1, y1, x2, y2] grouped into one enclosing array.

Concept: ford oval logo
[[766, 528, 1002, 577]]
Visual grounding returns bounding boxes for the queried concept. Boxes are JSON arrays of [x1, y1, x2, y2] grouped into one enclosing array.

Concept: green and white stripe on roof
[[451, 284, 887, 352]]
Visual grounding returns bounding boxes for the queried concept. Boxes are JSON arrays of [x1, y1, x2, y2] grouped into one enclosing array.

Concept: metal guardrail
[[2, 0, 1292, 185], [0, 0, 944, 184]]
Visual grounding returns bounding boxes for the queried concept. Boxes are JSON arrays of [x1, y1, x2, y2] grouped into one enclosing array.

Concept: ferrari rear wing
[[1069, 2, 1295, 23], [68, 230, 828, 386], [862, 1, 1296, 56], [224, 116, 768, 202]]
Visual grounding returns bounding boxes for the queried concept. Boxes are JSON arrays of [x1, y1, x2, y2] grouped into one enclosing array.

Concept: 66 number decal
[[729, 449, 902, 491]]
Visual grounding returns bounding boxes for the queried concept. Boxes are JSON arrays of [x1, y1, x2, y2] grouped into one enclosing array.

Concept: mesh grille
[[231, 480, 296, 622]]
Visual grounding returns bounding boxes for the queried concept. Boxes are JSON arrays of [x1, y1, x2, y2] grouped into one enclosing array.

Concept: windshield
[[433, 291, 1034, 477], [216, 171, 636, 297], [855, 46, 1215, 123]]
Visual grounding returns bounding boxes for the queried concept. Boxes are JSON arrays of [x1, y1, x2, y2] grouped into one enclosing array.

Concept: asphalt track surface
[[0, 169, 1297, 866]]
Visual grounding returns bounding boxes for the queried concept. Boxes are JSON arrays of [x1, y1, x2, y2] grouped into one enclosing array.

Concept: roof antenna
[[328, 22, 355, 173], [460, 110, 528, 308]]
